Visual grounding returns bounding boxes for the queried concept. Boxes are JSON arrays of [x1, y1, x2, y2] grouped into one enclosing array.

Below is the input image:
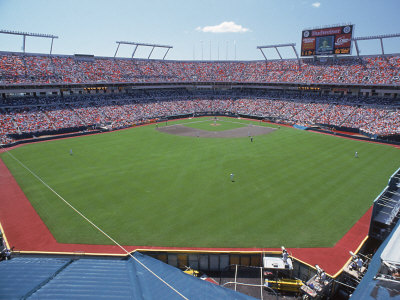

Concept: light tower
[[114, 41, 173, 59], [257, 43, 300, 67], [352, 33, 400, 57], [0, 29, 58, 54]]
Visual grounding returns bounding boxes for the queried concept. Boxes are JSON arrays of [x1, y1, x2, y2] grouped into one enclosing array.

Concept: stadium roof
[[0, 252, 254, 299], [381, 223, 400, 266]]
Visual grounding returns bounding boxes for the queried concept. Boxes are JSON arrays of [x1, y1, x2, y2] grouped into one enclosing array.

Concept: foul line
[[1, 147, 188, 300]]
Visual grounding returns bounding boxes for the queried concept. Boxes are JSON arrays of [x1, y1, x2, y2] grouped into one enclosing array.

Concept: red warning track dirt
[[0, 119, 394, 276], [0, 153, 371, 276]]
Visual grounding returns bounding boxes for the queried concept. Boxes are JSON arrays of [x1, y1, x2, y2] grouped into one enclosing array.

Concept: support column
[[114, 43, 121, 58], [380, 38, 385, 55], [148, 46, 155, 59], [23, 35, 26, 53]]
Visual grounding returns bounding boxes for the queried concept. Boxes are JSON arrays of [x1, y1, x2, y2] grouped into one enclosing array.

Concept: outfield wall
[[307, 127, 400, 146], [2, 129, 104, 148], [144, 251, 318, 282], [3, 113, 400, 149]]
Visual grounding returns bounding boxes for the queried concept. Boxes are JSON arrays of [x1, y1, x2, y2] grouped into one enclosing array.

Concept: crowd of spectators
[[1, 51, 399, 145], [0, 53, 399, 85], [1, 90, 399, 145]]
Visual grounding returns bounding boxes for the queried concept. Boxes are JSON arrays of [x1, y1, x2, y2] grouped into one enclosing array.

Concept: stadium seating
[[1, 91, 399, 145], [1, 51, 399, 145], [1, 52, 399, 85]]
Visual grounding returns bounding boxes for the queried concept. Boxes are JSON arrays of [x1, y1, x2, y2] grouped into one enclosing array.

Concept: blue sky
[[0, 0, 399, 61]]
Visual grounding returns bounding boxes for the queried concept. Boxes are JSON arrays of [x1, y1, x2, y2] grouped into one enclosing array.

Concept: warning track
[[0, 118, 389, 276], [0, 155, 371, 276]]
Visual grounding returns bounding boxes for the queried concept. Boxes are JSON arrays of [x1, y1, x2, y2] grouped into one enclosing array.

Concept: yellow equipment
[[264, 278, 303, 292]]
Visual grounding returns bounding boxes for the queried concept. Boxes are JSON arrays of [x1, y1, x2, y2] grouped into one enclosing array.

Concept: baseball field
[[1, 117, 399, 248]]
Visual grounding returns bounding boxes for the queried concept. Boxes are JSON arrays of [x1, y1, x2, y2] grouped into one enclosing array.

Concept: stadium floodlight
[[257, 43, 300, 66], [352, 33, 400, 57], [114, 41, 173, 60], [257, 43, 296, 49], [0, 29, 59, 54], [353, 33, 400, 41]]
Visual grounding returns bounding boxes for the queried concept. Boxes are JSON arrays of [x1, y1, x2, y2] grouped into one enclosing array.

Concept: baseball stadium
[[0, 3, 400, 299]]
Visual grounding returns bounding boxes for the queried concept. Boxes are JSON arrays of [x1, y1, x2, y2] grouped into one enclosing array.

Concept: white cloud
[[196, 21, 250, 33], [312, 2, 321, 8]]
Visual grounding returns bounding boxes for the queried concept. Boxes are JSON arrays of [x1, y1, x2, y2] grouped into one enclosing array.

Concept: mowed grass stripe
[[1, 117, 399, 248]]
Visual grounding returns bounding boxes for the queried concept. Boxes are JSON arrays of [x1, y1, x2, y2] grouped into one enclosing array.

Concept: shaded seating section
[[0, 253, 254, 299]]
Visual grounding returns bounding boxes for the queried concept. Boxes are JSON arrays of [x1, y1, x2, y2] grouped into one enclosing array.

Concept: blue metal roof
[[29, 259, 136, 299], [0, 252, 255, 299], [0, 257, 71, 299], [127, 252, 255, 300]]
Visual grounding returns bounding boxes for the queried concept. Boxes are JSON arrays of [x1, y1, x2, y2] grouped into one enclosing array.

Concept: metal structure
[[257, 43, 300, 66], [369, 167, 400, 241], [353, 33, 400, 57], [0, 29, 58, 54], [257, 31, 400, 62], [114, 41, 173, 59]]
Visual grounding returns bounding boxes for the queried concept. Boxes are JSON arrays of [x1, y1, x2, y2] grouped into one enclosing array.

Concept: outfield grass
[[2, 117, 400, 248]]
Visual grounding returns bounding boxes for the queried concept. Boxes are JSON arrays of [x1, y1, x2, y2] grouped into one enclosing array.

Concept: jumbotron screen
[[301, 25, 354, 56]]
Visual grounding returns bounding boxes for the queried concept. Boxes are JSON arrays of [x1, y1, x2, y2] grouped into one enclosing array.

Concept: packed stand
[[1, 52, 400, 85], [1, 90, 400, 145]]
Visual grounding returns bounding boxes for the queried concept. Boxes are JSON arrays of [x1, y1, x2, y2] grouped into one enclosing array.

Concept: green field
[[2, 117, 400, 248]]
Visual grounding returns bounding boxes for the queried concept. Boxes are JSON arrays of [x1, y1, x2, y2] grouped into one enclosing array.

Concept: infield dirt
[[157, 124, 276, 138]]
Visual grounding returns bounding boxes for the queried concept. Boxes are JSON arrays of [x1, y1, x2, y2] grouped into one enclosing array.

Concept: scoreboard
[[301, 25, 353, 56]]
